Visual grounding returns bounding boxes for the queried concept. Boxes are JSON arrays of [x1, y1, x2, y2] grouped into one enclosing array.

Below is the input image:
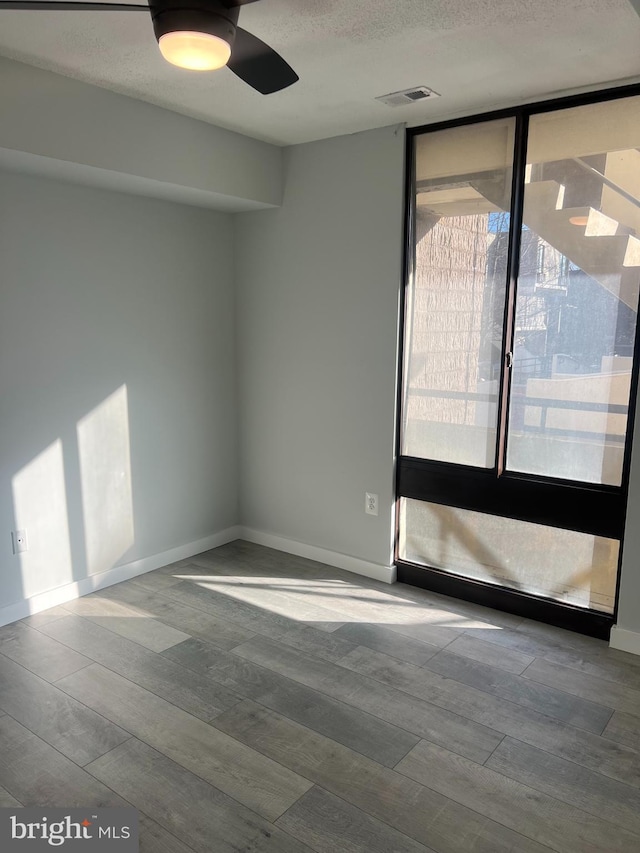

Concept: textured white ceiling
[[0, 0, 639, 145]]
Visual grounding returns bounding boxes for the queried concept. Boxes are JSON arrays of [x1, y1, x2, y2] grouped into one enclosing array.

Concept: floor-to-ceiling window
[[397, 89, 640, 637]]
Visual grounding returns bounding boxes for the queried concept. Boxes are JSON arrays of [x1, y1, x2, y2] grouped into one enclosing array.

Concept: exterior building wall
[[407, 212, 489, 428]]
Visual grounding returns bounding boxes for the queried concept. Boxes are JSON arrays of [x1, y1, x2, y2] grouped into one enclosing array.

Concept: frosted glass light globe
[[159, 31, 231, 71]]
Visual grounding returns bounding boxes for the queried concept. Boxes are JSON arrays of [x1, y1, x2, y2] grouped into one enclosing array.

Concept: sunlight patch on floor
[[188, 575, 504, 629]]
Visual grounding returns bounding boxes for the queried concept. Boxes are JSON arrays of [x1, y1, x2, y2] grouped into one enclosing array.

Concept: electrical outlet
[[365, 492, 379, 516], [11, 529, 28, 554]]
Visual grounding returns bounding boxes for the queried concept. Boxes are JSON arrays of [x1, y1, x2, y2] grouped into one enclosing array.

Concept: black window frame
[[395, 83, 640, 639]]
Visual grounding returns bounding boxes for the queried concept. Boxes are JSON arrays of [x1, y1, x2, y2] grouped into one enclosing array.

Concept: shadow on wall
[[10, 384, 135, 611]]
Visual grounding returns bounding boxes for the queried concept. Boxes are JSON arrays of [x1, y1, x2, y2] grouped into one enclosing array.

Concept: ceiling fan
[[0, 0, 299, 94]]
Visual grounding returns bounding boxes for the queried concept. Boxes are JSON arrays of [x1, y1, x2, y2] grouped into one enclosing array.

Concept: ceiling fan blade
[[0, 2, 148, 9], [228, 26, 298, 95]]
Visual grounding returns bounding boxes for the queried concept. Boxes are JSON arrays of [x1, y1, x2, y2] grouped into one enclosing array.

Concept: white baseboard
[[610, 626, 640, 656], [1, 524, 394, 627], [0, 525, 242, 628], [240, 527, 396, 584]]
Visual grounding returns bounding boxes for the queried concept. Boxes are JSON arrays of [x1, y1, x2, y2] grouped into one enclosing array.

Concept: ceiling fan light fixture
[[0, 0, 299, 94], [158, 30, 231, 70], [151, 3, 239, 72]]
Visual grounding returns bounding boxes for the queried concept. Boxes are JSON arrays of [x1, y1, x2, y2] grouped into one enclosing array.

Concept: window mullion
[[496, 111, 529, 475]]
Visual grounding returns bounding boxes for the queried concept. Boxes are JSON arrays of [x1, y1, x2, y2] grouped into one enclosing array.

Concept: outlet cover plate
[[11, 529, 28, 554], [365, 493, 379, 516]]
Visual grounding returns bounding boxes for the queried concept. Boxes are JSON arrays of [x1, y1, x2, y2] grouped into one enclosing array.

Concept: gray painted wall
[[0, 57, 283, 211], [235, 125, 405, 568], [0, 170, 238, 608]]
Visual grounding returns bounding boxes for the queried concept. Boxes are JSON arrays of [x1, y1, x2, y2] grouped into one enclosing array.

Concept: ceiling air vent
[[375, 86, 440, 107]]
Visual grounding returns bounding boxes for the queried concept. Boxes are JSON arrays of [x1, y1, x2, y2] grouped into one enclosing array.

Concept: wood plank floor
[[2, 540, 640, 853]]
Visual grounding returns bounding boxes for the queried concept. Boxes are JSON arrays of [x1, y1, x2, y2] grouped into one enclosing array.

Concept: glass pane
[[402, 118, 516, 467], [507, 97, 640, 485], [400, 498, 618, 614]]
